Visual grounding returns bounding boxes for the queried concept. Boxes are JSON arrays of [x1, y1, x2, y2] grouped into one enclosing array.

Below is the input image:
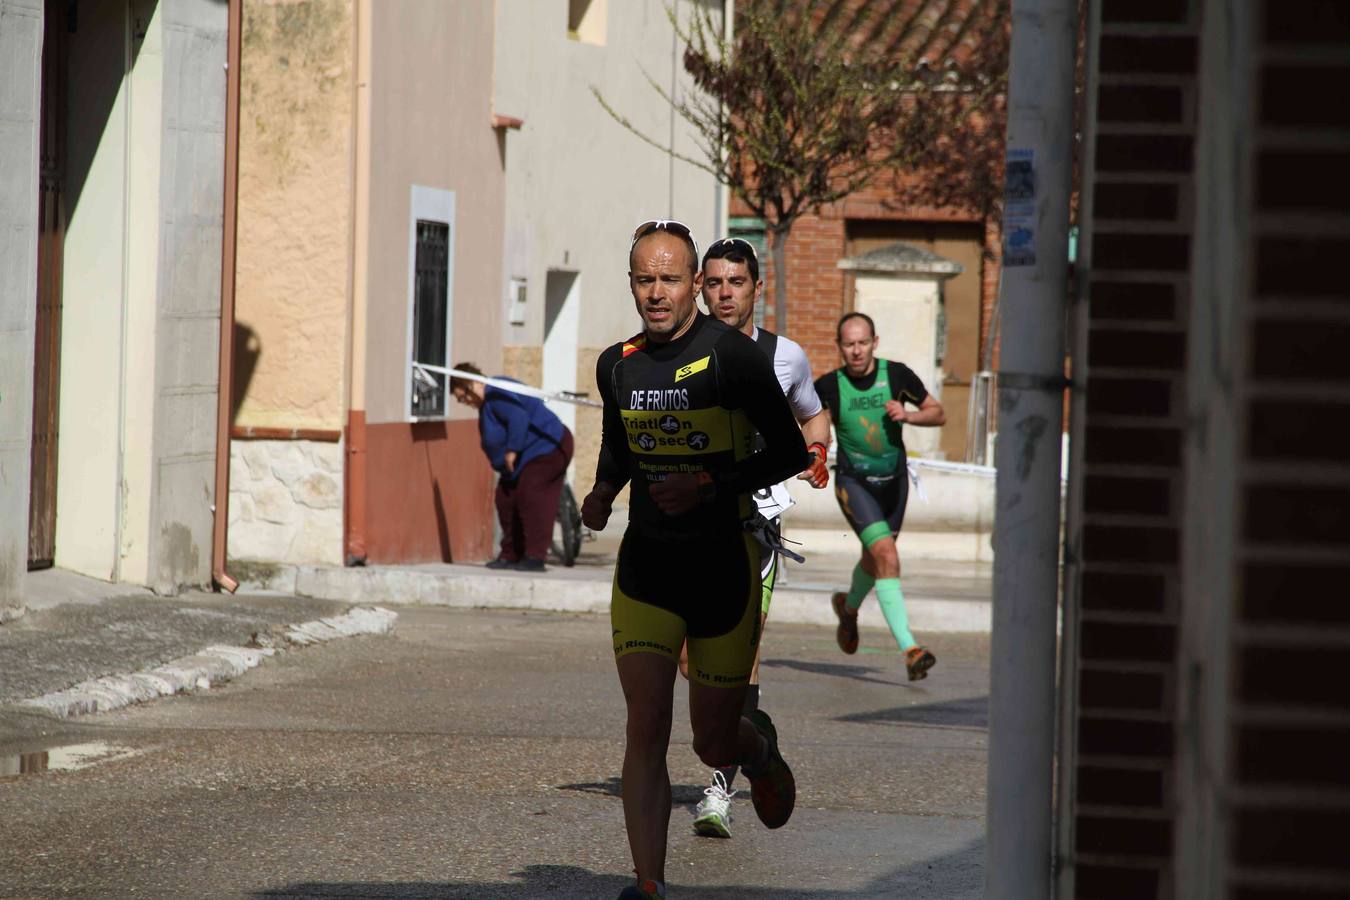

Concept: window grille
[[411, 220, 450, 417]]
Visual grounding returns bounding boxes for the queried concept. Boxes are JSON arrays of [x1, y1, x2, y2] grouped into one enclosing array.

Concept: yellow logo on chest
[[860, 416, 884, 453], [674, 355, 711, 383]]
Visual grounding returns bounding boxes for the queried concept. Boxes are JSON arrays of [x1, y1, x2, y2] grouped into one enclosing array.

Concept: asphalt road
[[0, 608, 989, 899]]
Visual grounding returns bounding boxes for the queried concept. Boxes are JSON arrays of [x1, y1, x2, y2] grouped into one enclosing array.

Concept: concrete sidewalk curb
[[18, 606, 398, 719], [284, 566, 992, 633]]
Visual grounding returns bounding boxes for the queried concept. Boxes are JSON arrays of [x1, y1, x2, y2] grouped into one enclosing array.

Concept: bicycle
[[551, 483, 584, 567]]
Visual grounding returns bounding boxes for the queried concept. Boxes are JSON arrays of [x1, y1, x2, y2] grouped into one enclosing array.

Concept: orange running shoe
[[905, 646, 937, 681], [831, 592, 860, 655]]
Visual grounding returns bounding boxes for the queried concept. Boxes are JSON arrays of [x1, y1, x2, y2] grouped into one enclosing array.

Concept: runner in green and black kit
[[582, 222, 808, 900], [814, 312, 947, 681]]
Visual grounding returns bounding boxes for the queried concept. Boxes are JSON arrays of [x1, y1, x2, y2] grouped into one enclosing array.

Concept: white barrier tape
[[908, 458, 998, 478], [416, 363, 603, 408], [906, 462, 931, 504]]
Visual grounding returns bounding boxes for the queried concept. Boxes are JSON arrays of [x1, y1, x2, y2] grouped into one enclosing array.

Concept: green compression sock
[[875, 578, 917, 650], [846, 563, 875, 611]]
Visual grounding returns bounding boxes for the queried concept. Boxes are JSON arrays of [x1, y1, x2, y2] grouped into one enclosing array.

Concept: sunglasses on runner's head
[[630, 219, 699, 259], [702, 237, 760, 282]]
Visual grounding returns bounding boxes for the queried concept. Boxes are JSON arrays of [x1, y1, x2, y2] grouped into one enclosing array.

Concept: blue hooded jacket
[[478, 380, 566, 478]]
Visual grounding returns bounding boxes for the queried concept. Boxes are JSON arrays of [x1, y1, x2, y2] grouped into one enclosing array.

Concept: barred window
[[406, 185, 456, 420], [411, 220, 450, 417]]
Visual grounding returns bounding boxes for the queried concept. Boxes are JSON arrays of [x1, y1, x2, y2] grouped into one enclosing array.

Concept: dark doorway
[[28, 0, 68, 570]]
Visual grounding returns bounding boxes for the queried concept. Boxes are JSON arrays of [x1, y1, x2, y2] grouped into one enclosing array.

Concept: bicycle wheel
[[552, 484, 582, 567]]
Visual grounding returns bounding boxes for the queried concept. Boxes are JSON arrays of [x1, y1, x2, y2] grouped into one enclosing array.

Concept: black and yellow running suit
[[595, 313, 808, 686]]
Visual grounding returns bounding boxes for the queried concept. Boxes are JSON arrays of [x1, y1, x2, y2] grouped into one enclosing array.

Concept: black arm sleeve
[[715, 334, 809, 495], [594, 346, 631, 491], [889, 360, 929, 405], [813, 372, 840, 426]]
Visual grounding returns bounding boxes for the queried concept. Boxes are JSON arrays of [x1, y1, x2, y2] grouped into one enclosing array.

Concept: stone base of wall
[[228, 439, 343, 566]]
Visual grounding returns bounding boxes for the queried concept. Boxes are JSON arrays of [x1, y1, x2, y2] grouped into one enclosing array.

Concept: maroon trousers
[[495, 428, 573, 562]]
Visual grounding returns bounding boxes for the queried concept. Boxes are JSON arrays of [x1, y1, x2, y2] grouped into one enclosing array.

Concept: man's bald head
[[629, 230, 699, 277]]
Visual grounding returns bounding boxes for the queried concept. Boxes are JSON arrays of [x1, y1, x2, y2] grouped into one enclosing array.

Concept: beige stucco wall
[[501, 345, 542, 387], [363, 0, 504, 424], [234, 0, 354, 431]]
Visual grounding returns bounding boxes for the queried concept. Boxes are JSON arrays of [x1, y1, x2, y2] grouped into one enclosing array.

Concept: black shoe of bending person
[[485, 558, 517, 570], [514, 557, 546, 572]]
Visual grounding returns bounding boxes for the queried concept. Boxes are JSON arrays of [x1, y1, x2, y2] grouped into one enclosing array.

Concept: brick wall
[[1227, 0, 1350, 894], [1067, 0, 1201, 895], [731, 189, 1000, 381]]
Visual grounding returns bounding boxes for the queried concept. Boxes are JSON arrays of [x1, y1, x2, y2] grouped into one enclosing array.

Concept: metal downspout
[[210, 0, 241, 593], [344, 0, 371, 566]]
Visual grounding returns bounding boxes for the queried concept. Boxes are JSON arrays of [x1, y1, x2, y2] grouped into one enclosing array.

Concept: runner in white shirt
[[683, 237, 831, 840]]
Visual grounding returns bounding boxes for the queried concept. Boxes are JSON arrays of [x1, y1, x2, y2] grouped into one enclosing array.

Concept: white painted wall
[[119, 0, 164, 585], [55, 0, 132, 580], [542, 269, 580, 432], [854, 274, 943, 457], [495, 0, 725, 352]]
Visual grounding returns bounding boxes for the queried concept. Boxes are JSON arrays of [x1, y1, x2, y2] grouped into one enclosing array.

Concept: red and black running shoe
[[742, 709, 796, 829], [831, 592, 860, 655]]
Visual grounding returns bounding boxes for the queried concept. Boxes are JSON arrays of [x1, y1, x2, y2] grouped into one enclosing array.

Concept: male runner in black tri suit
[[582, 221, 809, 900]]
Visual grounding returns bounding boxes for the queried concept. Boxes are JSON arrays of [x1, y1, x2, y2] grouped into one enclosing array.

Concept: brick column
[[1063, 0, 1203, 895]]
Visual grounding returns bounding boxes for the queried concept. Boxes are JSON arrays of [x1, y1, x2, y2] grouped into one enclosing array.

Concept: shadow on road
[[252, 840, 984, 898], [835, 695, 988, 730], [556, 775, 708, 805], [758, 658, 898, 687]]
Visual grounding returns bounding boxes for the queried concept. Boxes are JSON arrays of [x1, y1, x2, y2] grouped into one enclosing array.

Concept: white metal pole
[[985, 0, 1078, 896]]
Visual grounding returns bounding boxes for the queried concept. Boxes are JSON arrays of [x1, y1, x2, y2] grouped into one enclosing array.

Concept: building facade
[[228, 0, 504, 570], [493, 0, 729, 502], [1, 0, 229, 616]]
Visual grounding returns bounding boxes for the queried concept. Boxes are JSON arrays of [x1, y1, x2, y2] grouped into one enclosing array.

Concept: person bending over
[[452, 364, 573, 572]]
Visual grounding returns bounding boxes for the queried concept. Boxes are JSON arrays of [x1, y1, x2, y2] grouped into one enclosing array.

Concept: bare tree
[[595, 0, 1008, 334]]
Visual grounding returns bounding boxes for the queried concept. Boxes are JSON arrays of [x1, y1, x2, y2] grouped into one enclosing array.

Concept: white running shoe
[[693, 770, 736, 838]]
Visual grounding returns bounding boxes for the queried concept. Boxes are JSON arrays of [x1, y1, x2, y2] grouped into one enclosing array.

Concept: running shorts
[[833, 470, 910, 548], [611, 527, 762, 688]]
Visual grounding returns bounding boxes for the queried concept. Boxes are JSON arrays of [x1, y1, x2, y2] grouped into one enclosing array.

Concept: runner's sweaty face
[[701, 258, 760, 334], [629, 231, 702, 342], [837, 317, 878, 377]]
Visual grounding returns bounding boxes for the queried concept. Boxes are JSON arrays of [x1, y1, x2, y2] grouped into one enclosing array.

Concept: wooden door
[[29, 0, 66, 569], [844, 220, 985, 461]]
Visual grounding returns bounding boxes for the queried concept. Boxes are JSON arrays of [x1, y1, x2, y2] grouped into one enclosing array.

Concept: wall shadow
[[252, 840, 985, 898], [758, 658, 899, 687], [230, 321, 261, 424], [428, 474, 453, 563], [835, 695, 989, 730], [62, 0, 153, 221]]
